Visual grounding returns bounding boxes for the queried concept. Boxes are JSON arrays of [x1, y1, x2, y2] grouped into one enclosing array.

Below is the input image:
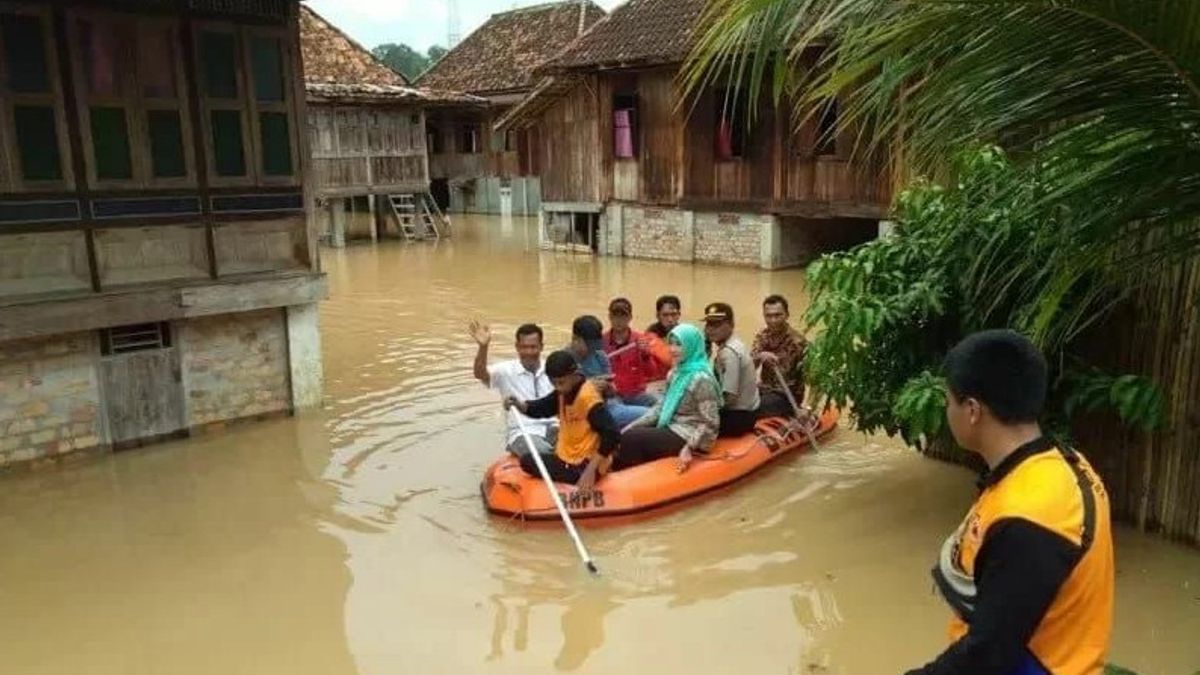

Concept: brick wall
[[622, 207, 692, 262], [694, 212, 768, 266], [0, 333, 104, 467], [179, 310, 291, 427]]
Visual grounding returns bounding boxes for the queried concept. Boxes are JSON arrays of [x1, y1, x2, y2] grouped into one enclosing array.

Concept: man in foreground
[[469, 320, 556, 457], [908, 330, 1113, 675]]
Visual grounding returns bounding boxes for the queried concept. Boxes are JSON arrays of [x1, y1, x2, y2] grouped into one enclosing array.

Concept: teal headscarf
[[657, 324, 719, 428]]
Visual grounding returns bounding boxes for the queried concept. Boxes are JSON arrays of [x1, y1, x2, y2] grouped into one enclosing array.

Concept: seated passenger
[[616, 324, 721, 473], [570, 314, 649, 428], [504, 351, 618, 492], [603, 297, 672, 407], [703, 302, 761, 437], [751, 294, 809, 420]]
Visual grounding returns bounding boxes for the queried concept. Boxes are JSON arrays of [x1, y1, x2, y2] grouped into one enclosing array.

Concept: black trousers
[[756, 391, 795, 419], [719, 408, 759, 437], [519, 451, 587, 484], [613, 427, 686, 470]]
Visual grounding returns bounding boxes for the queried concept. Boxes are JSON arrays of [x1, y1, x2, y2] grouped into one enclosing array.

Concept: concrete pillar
[[682, 209, 696, 262], [760, 215, 781, 269], [286, 303, 324, 410], [330, 199, 346, 248], [537, 209, 548, 248], [367, 195, 378, 243]]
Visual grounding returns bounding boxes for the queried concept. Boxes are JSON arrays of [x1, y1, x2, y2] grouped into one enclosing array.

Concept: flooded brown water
[[1, 215, 1197, 674]]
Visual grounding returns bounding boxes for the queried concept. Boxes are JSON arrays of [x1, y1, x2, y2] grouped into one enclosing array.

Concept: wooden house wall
[[0, 1, 313, 302], [537, 64, 890, 213], [426, 108, 527, 182], [538, 79, 601, 203], [308, 104, 428, 196]]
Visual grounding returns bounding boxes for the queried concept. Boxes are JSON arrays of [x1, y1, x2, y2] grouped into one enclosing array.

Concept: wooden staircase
[[386, 192, 450, 242]]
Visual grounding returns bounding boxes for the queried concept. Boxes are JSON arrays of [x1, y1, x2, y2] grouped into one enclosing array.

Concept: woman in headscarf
[[614, 324, 722, 473]]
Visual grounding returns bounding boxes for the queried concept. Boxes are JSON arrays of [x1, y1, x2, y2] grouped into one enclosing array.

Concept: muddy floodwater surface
[[1, 216, 1197, 674]]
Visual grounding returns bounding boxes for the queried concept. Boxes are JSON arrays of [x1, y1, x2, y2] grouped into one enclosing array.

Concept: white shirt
[[488, 359, 558, 443]]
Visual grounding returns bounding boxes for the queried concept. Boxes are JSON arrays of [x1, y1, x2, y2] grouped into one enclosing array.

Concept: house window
[[613, 92, 636, 159], [70, 12, 193, 186], [458, 124, 479, 154], [504, 128, 516, 152], [816, 98, 839, 157], [427, 125, 443, 153], [196, 23, 296, 184], [714, 90, 749, 161], [0, 8, 69, 189]]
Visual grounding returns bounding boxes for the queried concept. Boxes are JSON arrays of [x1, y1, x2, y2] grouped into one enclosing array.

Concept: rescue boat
[[481, 407, 839, 521]]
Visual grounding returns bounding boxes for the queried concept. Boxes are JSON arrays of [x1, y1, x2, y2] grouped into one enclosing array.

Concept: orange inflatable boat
[[481, 407, 839, 521]]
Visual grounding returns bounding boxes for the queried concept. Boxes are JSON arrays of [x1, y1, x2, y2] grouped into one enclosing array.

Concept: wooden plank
[[0, 273, 326, 341]]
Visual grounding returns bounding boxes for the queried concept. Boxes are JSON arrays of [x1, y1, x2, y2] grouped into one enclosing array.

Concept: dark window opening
[[458, 125, 479, 154], [816, 98, 839, 157], [90, 106, 133, 180], [14, 105, 62, 181], [504, 129, 516, 152], [714, 90, 749, 160], [100, 322, 172, 356], [427, 126, 443, 153], [613, 92, 637, 159]]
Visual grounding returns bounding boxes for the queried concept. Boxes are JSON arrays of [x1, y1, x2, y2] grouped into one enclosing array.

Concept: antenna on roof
[[447, 0, 461, 48]]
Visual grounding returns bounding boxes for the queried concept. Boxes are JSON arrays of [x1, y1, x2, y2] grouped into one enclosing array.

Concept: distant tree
[[427, 45, 447, 63], [370, 43, 428, 80]]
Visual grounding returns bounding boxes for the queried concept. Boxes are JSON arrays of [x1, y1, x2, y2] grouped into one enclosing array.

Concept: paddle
[[768, 362, 821, 451], [507, 407, 599, 575], [604, 341, 639, 359]]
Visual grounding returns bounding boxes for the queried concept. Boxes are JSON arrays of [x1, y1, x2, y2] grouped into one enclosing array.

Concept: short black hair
[[608, 297, 632, 316], [763, 294, 789, 313], [655, 295, 681, 313], [572, 315, 603, 341], [943, 330, 1047, 424], [515, 323, 543, 342], [545, 350, 579, 378]]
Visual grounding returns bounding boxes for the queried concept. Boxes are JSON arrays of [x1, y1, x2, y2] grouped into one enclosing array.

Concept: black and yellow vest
[[934, 438, 1114, 674]]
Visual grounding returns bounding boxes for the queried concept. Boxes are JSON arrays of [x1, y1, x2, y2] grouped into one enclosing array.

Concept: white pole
[[508, 408, 598, 574]]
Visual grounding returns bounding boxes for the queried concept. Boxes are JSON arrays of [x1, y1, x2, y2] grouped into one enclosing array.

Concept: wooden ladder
[[387, 194, 425, 242]]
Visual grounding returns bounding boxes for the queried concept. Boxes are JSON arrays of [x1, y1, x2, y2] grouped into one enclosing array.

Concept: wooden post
[[330, 199, 346, 248]]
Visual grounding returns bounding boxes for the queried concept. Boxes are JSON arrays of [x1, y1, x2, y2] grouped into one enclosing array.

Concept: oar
[[769, 362, 821, 451], [508, 407, 599, 575]]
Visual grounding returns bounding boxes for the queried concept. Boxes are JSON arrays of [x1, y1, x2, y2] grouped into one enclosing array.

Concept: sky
[[306, 0, 624, 54]]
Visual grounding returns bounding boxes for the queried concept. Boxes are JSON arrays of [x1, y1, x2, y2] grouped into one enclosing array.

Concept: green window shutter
[[13, 105, 62, 181], [250, 36, 284, 102], [2, 14, 50, 93], [259, 112, 292, 176], [90, 106, 133, 180], [200, 31, 238, 99], [147, 110, 186, 178], [211, 110, 246, 176]]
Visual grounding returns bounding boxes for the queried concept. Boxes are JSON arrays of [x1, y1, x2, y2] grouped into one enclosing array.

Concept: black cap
[[545, 350, 579, 378], [703, 302, 734, 324], [572, 315, 603, 341]]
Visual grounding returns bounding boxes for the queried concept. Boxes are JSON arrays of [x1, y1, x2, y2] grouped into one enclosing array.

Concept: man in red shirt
[[603, 297, 673, 408]]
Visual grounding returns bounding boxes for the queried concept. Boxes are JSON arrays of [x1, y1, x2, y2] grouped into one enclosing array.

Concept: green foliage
[[683, 1, 1200, 445], [371, 42, 446, 81], [802, 147, 1168, 444], [1063, 369, 1167, 432]]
